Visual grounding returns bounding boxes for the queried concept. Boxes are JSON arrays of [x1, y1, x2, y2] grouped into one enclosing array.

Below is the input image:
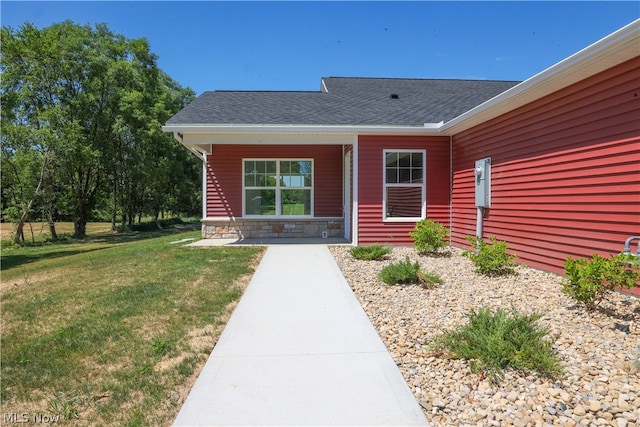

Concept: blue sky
[[2, 1, 638, 95]]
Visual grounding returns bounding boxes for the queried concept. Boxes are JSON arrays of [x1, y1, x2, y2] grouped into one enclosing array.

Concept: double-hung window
[[383, 150, 426, 221], [243, 159, 313, 217]]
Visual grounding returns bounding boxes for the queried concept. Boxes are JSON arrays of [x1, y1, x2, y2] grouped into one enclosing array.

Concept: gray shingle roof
[[166, 77, 520, 127]]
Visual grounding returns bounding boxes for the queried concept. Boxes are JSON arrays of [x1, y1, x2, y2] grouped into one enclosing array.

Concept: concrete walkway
[[173, 244, 429, 426]]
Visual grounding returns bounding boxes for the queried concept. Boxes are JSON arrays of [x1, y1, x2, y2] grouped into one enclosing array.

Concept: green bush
[[432, 307, 563, 384], [463, 236, 516, 276], [378, 257, 442, 289], [409, 219, 450, 255], [350, 244, 392, 261], [379, 257, 420, 285], [563, 253, 640, 311], [1, 238, 18, 250], [417, 271, 444, 289]]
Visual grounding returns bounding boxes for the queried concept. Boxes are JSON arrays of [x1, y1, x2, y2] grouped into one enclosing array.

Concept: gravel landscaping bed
[[330, 246, 640, 427]]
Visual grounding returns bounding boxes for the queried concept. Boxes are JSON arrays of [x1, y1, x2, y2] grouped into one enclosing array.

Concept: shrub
[[1, 238, 17, 250], [379, 257, 420, 285], [378, 257, 442, 289], [409, 219, 450, 255], [350, 244, 392, 261], [563, 253, 640, 311], [463, 236, 517, 276], [417, 271, 444, 289], [432, 307, 563, 384]]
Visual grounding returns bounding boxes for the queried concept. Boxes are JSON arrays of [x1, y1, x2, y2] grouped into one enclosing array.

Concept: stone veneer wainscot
[[202, 218, 344, 239]]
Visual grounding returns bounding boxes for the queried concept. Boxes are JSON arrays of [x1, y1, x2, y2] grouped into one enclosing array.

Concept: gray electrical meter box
[[474, 157, 491, 208]]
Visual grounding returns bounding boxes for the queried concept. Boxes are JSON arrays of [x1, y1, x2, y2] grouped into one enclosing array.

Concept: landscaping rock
[[573, 405, 587, 416], [589, 400, 602, 413], [330, 246, 640, 426]]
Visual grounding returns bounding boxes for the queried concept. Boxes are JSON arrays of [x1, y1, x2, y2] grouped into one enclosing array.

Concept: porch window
[[383, 150, 426, 221], [243, 159, 313, 217]]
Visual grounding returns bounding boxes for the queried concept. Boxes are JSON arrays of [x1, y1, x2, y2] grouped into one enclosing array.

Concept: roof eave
[[440, 19, 640, 135], [161, 123, 443, 136]]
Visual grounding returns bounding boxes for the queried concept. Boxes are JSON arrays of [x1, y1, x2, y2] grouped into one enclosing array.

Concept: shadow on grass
[[1, 223, 201, 272], [88, 223, 200, 244], [1, 247, 109, 271]]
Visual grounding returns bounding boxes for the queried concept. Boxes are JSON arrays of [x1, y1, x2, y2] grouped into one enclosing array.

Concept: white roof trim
[[440, 19, 640, 134], [162, 123, 443, 136]]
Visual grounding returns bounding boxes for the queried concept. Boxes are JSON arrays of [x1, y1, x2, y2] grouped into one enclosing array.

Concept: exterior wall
[[357, 135, 451, 245], [451, 57, 640, 275], [202, 218, 344, 239], [205, 144, 343, 218]]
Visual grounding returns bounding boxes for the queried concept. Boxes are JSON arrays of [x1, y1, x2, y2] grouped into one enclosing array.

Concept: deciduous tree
[[1, 21, 197, 241]]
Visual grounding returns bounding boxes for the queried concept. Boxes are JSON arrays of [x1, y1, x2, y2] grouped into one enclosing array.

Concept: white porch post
[[352, 135, 359, 246], [343, 149, 351, 240], [202, 152, 207, 220]]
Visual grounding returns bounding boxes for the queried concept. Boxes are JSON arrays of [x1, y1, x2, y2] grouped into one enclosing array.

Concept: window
[[383, 150, 426, 221], [243, 159, 313, 217]]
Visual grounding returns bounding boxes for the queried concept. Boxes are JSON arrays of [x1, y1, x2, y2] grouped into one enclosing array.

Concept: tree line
[[1, 21, 200, 243]]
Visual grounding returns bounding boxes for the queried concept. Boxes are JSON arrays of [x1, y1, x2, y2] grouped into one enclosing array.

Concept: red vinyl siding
[[451, 58, 640, 275], [206, 144, 343, 218], [357, 135, 450, 245]]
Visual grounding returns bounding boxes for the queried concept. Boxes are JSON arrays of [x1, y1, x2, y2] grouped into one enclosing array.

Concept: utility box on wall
[[474, 157, 491, 208]]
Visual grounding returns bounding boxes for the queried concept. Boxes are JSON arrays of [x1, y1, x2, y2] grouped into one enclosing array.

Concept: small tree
[[409, 219, 450, 255]]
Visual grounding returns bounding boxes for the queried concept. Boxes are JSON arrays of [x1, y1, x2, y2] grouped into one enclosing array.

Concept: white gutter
[[162, 123, 443, 136], [424, 121, 444, 129]]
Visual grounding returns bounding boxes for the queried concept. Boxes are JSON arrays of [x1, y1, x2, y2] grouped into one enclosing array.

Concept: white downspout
[[449, 135, 453, 246]]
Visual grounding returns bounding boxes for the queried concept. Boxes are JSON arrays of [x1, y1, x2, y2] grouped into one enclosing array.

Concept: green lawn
[[1, 228, 263, 426], [282, 203, 306, 215]]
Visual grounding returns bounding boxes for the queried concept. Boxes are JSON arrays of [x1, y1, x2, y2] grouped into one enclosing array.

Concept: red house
[[163, 20, 640, 277]]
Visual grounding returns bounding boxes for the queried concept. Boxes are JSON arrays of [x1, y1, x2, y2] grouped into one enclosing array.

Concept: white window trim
[[243, 158, 314, 218], [382, 149, 426, 222]]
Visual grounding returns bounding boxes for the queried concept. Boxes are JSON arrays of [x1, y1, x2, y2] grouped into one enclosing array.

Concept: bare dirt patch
[[0, 270, 63, 293]]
